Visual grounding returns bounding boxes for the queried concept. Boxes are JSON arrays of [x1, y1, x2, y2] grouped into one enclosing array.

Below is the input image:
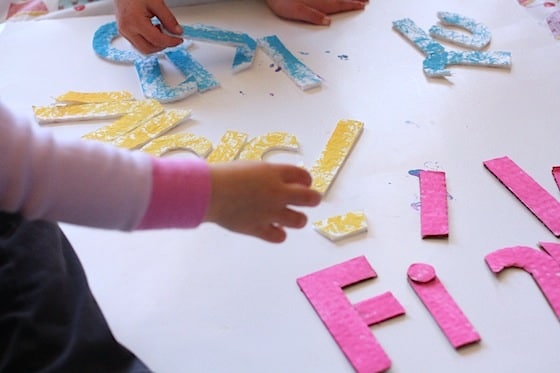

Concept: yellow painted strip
[[33, 100, 140, 123], [82, 99, 163, 142], [206, 130, 248, 163], [55, 90, 135, 104], [313, 211, 367, 242], [309, 119, 364, 195], [238, 132, 299, 161], [112, 109, 191, 150], [140, 132, 213, 157]]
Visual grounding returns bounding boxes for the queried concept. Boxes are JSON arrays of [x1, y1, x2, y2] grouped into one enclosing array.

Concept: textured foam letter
[[484, 156, 560, 237], [297, 256, 405, 373], [408, 263, 480, 348], [485, 245, 560, 319], [419, 170, 449, 238]]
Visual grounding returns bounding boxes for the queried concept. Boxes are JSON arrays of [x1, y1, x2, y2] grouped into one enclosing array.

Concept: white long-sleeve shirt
[[0, 101, 211, 231]]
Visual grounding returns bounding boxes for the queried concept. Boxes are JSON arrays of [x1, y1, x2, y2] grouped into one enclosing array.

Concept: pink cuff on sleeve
[[136, 157, 212, 230]]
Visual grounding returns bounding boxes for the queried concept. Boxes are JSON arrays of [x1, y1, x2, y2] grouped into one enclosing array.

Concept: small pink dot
[[407, 263, 436, 283]]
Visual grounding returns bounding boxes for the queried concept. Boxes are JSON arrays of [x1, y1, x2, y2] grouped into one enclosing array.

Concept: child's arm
[[0, 101, 155, 230], [0, 102, 320, 242]]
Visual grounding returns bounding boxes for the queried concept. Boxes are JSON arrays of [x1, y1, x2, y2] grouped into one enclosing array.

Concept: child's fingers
[[280, 164, 313, 186], [283, 185, 322, 207], [256, 224, 287, 243], [294, 5, 331, 25], [310, 0, 367, 14], [275, 208, 308, 229]]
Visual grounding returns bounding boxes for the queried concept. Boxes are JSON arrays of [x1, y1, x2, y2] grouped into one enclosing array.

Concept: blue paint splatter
[[408, 169, 422, 177]]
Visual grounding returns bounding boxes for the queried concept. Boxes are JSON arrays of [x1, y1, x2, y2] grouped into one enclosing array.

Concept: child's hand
[[266, 0, 368, 26], [114, 0, 184, 54], [205, 161, 322, 243]]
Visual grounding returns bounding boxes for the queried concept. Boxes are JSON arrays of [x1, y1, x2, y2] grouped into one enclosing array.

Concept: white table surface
[[2, 0, 560, 372]]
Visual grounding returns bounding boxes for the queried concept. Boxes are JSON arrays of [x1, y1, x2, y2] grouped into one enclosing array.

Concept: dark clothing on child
[[0, 212, 151, 372]]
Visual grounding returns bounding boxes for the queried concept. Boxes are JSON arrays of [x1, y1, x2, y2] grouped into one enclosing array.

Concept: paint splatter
[[408, 169, 422, 177]]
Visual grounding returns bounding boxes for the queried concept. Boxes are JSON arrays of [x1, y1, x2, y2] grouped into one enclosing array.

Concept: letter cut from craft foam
[[297, 256, 405, 373], [112, 109, 191, 150], [82, 99, 164, 142], [392, 18, 511, 77], [140, 132, 213, 157], [483, 156, 560, 237], [180, 24, 257, 72], [93, 21, 204, 103], [419, 170, 449, 238], [238, 132, 299, 161], [552, 166, 560, 191], [55, 90, 135, 104], [92, 21, 143, 62], [33, 100, 142, 124], [164, 48, 219, 92], [135, 55, 198, 103], [206, 130, 248, 163], [429, 11, 491, 50], [257, 35, 322, 90], [313, 211, 368, 242], [309, 119, 364, 196], [539, 241, 560, 264], [407, 263, 480, 348], [485, 245, 560, 320]]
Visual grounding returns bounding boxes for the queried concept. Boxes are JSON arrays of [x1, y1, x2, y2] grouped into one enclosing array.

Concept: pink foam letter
[[485, 245, 560, 319], [484, 156, 560, 237], [419, 170, 449, 238], [407, 263, 480, 348], [297, 256, 405, 373], [552, 166, 560, 191]]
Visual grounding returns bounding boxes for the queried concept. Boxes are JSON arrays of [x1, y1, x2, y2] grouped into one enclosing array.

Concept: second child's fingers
[[120, 23, 182, 54], [293, 5, 331, 25], [138, 24, 183, 52], [308, 0, 367, 14], [149, 2, 183, 35]]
